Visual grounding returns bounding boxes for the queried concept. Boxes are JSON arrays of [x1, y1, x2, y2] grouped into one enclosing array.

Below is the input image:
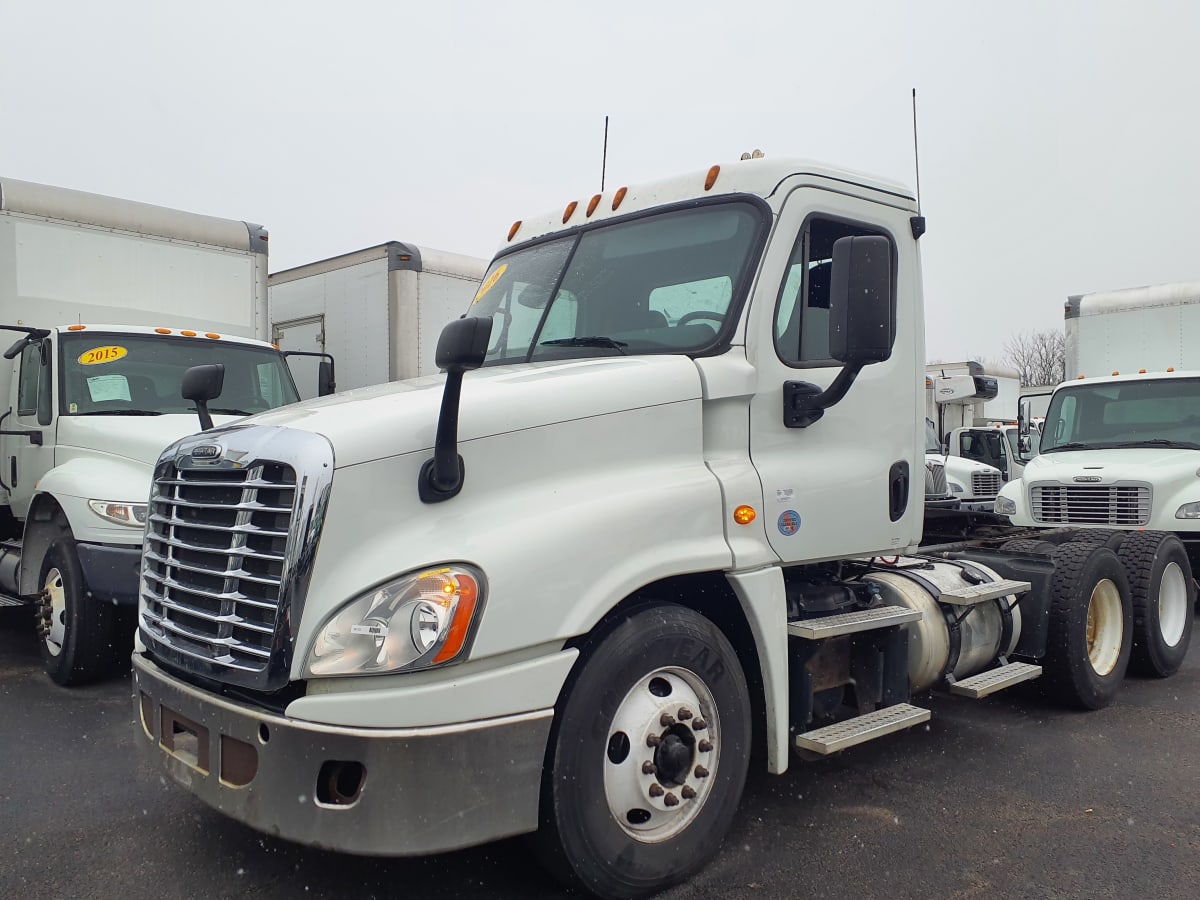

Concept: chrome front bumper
[[132, 653, 552, 856]]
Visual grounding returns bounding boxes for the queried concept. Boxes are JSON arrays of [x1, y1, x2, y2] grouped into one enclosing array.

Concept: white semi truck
[[132, 157, 1194, 899], [0, 176, 311, 685], [927, 361, 1030, 482], [269, 242, 489, 397]]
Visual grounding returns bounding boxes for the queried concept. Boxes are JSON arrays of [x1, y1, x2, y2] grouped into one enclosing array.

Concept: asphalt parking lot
[[2, 604, 1199, 900]]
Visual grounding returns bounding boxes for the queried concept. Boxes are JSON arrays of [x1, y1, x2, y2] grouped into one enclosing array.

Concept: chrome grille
[[1030, 482, 1152, 526], [924, 460, 948, 498], [141, 461, 296, 675], [971, 471, 1001, 498]]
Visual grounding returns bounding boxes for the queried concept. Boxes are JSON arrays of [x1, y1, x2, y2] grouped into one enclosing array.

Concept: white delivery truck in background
[[133, 157, 1195, 899], [926, 361, 1031, 481], [269, 242, 488, 397], [0, 175, 309, 685], [1001, 281, 1200, 609]]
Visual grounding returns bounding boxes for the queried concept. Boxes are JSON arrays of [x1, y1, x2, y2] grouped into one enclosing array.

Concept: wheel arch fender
[[17, 493, 70, 596]]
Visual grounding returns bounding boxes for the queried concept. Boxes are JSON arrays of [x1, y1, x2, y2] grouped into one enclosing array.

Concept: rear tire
[[1000, 538, 1056, 555], [38, 539, 118, 686], [534, 603, 750, 899], [1117, 532, 1194, 678], [1042, 543, 1132, 709]]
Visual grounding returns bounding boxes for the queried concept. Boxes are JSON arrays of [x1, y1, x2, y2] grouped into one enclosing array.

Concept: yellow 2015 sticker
[[78, 346, 128, 365], [473, 264, 508, 304]]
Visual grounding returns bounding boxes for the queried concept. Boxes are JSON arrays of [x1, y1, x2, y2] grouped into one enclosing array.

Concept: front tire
[[1118, 532, 1194, 678], [1042, 543, 1132, 709], [535, 603, 751, 899], [38, 539, 117, 686]]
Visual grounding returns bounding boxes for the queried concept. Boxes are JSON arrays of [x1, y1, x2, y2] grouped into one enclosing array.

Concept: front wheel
[[37, 539, 118, 686], [535, 603, 751, 899]]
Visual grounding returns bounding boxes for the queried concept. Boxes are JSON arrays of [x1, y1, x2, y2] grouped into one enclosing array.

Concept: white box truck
[[926, 361, 1031, 482], [0, 175, 310, 685], [133, 157, 1194, 899], [1001, 281, 1200, 614], [269, 242, 488, 397]]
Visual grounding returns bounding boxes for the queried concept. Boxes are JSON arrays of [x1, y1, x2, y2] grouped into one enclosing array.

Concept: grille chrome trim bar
[[1029, 481, 1152, 526], [138, 425, 335, 692]]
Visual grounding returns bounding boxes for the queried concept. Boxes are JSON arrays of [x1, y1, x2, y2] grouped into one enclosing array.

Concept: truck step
[[787, 605, 921, 640], [794, 703, 930, 755], [948, 661, 1042, 699], [938, 578, 1031, 607]]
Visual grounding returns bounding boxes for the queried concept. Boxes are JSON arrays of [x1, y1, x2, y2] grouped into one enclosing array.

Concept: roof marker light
[[205, 333, 221, 340], [704, 165, 720, 191], [1139, 369, 1147, 374], [181, 330, 197, 337], [586, 194, 602, 217], [154, 328, 171, 335], [507, 220, 522, 242], [1168, 367, 1176, 372], [562, 201, 578, 224], [67, 325, 86, 331], [612, 187, 628, 211], [1112, 371, 1120, 376]]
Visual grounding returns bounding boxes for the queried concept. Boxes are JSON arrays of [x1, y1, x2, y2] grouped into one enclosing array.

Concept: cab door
[[745, 182, 923, 563], [3, 339, 56, 518]]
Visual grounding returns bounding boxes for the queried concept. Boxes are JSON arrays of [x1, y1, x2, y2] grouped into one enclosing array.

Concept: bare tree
[[1002, 329, 1065, 387]]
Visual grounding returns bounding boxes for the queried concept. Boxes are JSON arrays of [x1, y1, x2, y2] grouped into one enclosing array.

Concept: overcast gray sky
[[2, 0, 1197, 364]]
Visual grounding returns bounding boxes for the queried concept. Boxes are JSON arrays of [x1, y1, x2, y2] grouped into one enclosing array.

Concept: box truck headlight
[[88, 500, 148, 527], [305, 566, 484, 677], [994, 495, 1017, 516], [948, 481, 965, 495], [1176, 502, 1200, 520]]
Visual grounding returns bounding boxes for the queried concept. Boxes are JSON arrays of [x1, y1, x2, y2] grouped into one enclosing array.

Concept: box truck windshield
[[58, 332, 300, 417], [1040, 377, 1200, 452]]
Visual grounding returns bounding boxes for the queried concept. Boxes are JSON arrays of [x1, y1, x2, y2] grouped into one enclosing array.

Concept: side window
[[17, 343, 42, 417], [774, 216, 893, 365]]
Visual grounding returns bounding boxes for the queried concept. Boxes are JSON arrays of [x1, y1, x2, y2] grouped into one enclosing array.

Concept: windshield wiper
[[1112, 439, 1200, 451], [73, 409, 163, 417], [541, 337, 628, 354]]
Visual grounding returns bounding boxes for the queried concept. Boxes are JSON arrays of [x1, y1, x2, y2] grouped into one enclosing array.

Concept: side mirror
[[419, 316, 493, 503], [830, 235, 894, 364], [783, 235, 894, 428], [181, 364, 225, 431], [318, 358, 336, 396]]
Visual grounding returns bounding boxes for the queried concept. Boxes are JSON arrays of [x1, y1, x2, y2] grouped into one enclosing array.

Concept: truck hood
[[228, 356, 705, 469], [1024, 447, 1200, 484], [56, 413, 245, 468]]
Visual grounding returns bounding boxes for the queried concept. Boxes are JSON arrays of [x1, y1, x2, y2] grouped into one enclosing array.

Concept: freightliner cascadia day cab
[[132, 157, 1195, 899], [0, 176, 308, 685], [269, 242, 489, 398]]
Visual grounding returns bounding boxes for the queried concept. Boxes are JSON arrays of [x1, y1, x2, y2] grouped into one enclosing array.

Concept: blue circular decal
[[777, 510, 801, 536]]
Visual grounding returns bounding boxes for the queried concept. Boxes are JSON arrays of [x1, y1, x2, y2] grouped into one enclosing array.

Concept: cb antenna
[[909, 89, 927, 239], [601, 115, 609, 192]]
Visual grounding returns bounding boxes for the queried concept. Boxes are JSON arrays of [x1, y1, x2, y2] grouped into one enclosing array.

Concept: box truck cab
[[0, 175, 311, 684]]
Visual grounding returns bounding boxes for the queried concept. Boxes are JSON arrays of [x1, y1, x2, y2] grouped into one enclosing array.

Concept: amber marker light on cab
[[67, 324, 86, 331], [586, 194, 602, 217], [205, 333, 221, 340], [612, 187, 628, 211], [704, 166, 721, 191], [734, 505, 757, 526], [508, 221, 522, 242], [563, 201, 578, 224], [154, 328, 171, 334]]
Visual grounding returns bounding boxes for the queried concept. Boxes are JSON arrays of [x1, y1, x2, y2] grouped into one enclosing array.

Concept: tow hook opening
[[316, 760, 366, 807]]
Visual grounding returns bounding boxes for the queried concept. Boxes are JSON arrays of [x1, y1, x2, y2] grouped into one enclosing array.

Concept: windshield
[[59, 333, 300, 416], [924, 419, 941, 454], [1041, 377, 1200, 452], [466, 201, 765, 365]]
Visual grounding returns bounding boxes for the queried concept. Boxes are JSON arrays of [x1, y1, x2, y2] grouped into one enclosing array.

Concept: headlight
[[994, 495, 1017, 516], [305, 565, 484, 677], [948, 481, 965, 495], [88, 500, 148, 527], [1176, 502, 1200, 520]]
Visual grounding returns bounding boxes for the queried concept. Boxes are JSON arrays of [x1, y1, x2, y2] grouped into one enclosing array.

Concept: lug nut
[[641, 761, 657, 775], [681, 786, 697, 800], [664, 792, 679, 807], [692, 718, 707, 732], [694, 765, 710, 779], [648, 783, 664, 798], [698, 739, 713, 753], [659, 713, 676, 727], [677, 707, 693, 721], [646, 733, 661, 747]]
